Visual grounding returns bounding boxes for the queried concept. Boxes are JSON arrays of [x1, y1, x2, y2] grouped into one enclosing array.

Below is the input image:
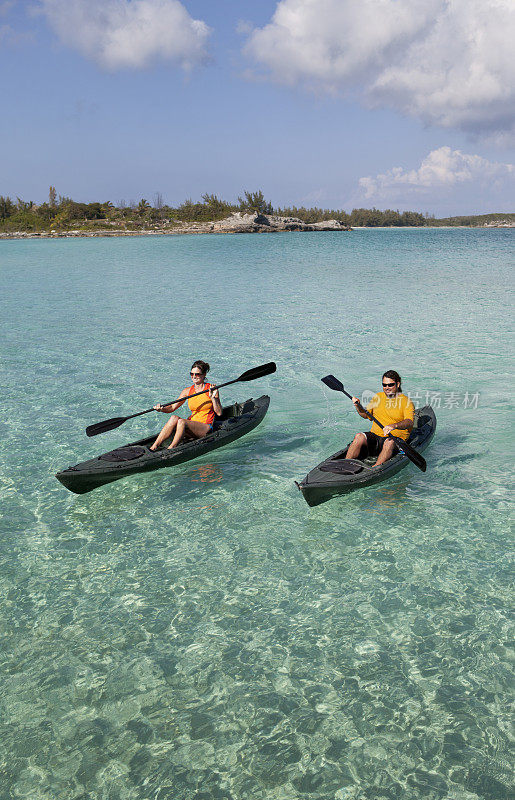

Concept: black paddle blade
[[239, 362, 276, 381], [321, 374, 344, 392], [393, 437, 427, 472], [86, 417, 129, 437]]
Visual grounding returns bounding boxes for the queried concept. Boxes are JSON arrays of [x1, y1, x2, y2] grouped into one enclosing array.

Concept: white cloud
[[40, 0, 210, 70], [244, 0, 515, 137], [359, 146, 514, 199]]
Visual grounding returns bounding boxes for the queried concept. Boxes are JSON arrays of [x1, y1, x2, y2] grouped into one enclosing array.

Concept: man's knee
[[381, 438, 396, 453]]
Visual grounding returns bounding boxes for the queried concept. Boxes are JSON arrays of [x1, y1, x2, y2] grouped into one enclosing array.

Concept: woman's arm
[[209, 386, 222, 416], [154, 389, 188, 413]]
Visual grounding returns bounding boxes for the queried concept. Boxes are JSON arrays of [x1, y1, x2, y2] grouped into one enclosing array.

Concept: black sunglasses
[[382, 381, 396, 387]]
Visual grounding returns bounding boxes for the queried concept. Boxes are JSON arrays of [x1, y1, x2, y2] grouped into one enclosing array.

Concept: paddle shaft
[[86, 362, 276, 436], [155, 377, 239, 413], [100, 378, 242, 425]]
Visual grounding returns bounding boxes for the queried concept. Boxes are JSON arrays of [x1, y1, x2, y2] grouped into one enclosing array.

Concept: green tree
[[200, 193, 235, 219], [0, 196, 15, 219], [85, 202, 105, 220], [400, 211, 425, 226], [137, 199, 151, 216], [238, 190, 273, 215], [16, 198, 34, 212], [36, 202, 57, 223]]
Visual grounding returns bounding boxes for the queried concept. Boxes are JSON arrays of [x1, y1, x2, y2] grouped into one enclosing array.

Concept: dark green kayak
[[56, 395, 270, 494], [296, 406, 436, 507]]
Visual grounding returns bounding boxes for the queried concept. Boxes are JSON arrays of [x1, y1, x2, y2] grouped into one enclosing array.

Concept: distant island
[[1, 189, 513, 238]]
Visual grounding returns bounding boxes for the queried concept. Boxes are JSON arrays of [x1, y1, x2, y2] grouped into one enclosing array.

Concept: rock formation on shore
[[210, 212, 352, 233]]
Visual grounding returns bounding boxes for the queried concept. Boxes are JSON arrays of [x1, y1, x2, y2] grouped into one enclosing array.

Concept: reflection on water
[[190, 462, 223, 484], [365, 477, 411, 511]]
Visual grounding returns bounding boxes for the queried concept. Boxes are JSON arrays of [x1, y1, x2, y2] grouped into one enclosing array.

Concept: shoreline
[[0, 211, 513, 241], [0, 212, 351, 240], [2, 226, 513, 240]]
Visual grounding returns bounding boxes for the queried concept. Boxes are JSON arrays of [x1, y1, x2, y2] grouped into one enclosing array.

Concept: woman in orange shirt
[[149, 360, 222, 451]]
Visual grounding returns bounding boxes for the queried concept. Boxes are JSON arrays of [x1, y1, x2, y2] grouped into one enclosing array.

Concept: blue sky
[[1, 0, 514, 215]]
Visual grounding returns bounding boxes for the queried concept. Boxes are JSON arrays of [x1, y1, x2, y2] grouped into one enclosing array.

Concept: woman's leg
[[149, 414, 179, 451], [167, 419, 210, 449]]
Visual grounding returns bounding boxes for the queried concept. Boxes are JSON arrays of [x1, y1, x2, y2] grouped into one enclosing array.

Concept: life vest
[[187, 383, 215, 425]]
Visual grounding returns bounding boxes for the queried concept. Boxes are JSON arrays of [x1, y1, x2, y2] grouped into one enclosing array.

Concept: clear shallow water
[[0, 229, 513, 800]]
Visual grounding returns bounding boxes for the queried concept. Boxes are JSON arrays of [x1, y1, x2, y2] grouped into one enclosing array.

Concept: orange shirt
[[187, 383, 215, 425], [367, 392, 414, 440]]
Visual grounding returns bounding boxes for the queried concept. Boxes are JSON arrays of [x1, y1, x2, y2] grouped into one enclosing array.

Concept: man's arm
[[383, 398, 415, 436], [352, 396, 373, 419], [383, 417, 414, 436]]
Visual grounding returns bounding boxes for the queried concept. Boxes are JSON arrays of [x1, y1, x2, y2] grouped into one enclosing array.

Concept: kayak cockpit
[[148, 399, 252, 451]]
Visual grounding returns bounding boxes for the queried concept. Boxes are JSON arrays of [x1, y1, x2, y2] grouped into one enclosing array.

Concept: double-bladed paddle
[[321, 374, 427, 472], [86, 362, 277, 437]]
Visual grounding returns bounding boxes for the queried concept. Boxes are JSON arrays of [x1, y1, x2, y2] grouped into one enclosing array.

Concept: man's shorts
[[362, 431, 399, 458]]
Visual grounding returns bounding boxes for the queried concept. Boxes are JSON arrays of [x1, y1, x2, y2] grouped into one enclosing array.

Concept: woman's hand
[[208, 386, 219, 400], [154, 403, 164, 412]]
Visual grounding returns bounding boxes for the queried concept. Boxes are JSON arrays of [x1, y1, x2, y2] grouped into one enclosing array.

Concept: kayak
[[56, 395, 270, 494], [296, 406, 436, 507]]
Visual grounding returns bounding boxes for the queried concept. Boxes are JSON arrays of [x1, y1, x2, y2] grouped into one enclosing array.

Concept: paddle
[[321, 374, 427, 472], [86, 362, 277, 437]]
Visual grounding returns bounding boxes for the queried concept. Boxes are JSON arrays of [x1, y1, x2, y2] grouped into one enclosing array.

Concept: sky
[[1, 0, 514, 216]]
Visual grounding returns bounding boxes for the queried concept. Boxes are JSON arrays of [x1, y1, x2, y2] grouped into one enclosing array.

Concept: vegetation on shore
[[423, 212, 515, 227], [0, 188, 513, 233]]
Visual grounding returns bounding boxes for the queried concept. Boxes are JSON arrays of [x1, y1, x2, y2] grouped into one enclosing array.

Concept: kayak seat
[[408, 420, 430, 444], [217, 401, 246, 421], [100, 446, 147, 462], [409, 413, 431, 436], [320, 459, 364, 475]]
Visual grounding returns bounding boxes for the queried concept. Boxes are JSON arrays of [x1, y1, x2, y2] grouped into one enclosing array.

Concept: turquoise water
[[1, 229, 513, 800]]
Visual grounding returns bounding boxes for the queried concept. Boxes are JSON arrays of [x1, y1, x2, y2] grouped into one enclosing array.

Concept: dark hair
[[382, 370, 402, 391], [191, 360, 210, 375]]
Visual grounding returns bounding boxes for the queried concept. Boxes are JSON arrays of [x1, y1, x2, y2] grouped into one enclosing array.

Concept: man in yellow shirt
[[346, 370, 415, 467]]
